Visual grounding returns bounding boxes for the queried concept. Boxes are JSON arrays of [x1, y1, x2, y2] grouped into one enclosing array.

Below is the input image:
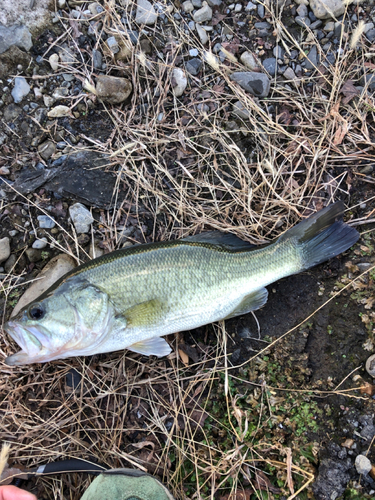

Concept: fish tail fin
[[279, 202, 360, 270]]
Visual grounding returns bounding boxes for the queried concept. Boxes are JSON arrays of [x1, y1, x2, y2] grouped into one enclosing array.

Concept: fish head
[[4, 279, 119, 366]]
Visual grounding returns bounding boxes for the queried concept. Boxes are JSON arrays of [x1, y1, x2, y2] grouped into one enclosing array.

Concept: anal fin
[[128, 337, 171, 357], [224, 287, 268, 320]]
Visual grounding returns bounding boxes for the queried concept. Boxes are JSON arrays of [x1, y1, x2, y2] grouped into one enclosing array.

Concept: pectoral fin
[[128, 337, 171, 357], [225, 287, 268, 320], [124, 299, 165, 327]]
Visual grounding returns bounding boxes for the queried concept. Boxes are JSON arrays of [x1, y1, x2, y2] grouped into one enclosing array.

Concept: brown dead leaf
[[212, 12, 227, 25], [221, 40, 240, 55], [178, 348, 189, 366], [254, 470, 281, 494], [333, 121, 349, 146], [340, 80, 360, 105], [360, 382, 375, 396], [178, 343, 199, 363]]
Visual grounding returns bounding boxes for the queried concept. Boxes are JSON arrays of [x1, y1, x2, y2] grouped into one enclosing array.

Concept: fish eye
[[28, 304, 45, 320]]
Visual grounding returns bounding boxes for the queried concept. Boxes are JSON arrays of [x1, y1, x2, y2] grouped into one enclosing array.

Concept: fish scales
[[4, 202, 360, 365]]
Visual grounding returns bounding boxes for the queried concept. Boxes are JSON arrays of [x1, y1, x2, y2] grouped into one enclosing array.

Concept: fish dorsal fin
[[124, 299, 165, 327], [182, 231, 255, 251], [128, 337, 171, 357]]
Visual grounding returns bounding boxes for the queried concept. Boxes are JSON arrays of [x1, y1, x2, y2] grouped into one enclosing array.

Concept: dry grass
[[1, 0, 375, 499]]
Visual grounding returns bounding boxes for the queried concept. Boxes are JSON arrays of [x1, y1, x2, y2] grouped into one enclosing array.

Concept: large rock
[[95, 75, 132, 104], [0, 45, 31, 78], [11, 254, 76, 317], [0, 24, 32, 54], [309, 0, 345, 19], [230, 72, 270, 97], [135, 0, 158, 25]]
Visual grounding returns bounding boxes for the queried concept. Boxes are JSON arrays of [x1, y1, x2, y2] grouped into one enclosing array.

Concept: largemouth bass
[[4, 202, 359, 366]]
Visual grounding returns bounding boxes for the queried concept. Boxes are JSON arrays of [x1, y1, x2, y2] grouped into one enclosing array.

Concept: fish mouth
[[4, 321, 51, 366]]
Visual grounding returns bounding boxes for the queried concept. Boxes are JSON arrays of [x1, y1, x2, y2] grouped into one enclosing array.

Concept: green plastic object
[[80, 469, 175, 500]]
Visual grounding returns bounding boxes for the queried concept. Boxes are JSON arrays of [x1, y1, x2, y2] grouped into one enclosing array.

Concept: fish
[[3, 202, 359, 366]]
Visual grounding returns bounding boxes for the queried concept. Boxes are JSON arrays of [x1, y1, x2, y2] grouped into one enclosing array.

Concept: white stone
[[49, 53, 59, 71], [309, 0, 345, 19], [193, 2, 212, 22], [135, 0, 158, 25], [47, 105, 72, 118], [234, 3, 242, 11], [196, 23, 209, 44], [0, 237, 10, 263], [171, 68, 187, 97], [69, 203, 94, 234], [240, 51, 259, 70], [355, 455, 372, 475], [11, 77, 30, 103], [11, 254, 76, 317]]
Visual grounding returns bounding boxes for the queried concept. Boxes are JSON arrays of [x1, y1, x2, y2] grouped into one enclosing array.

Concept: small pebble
[[69, 203, 94, 234], [32, 238, 48, 250], [38, 215, 56, 229]]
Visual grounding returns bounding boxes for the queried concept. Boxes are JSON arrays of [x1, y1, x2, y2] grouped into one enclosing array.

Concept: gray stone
[[206, 0, 221, 5], [4, 254, 16, 274], [230, 72, 270, 97], [304, 46, 319, 69], [92, 49, 103, 69], [232, 100, 250, 119], [3, 103, 21, 121], [296, 3, 308, 16], [135, 0, 158, 25], [245, 1, 256, 10], [196, 23, 209, 44], [69, 203, 94, 234], [240, 51, 259, 70], [0, 237, 10, 263], [189, 48, 199, 57], [38, 215, 56, 229], [295, 16, 311, 27], [26, 247, 42, 261], [273, 46, 284, 59], [106, 36, 119, 54], [366, 353, 375, 377], [366, 29, 375, 42], [354, 455, 372, 475], [192, 0, 202, 6], [283, 67, 297, 81], [96, 75, 132, 104], [0, 25, 32, 54], [32, 238, 48, 250], [182, 0, 194, 12], [171, 68, 187, 96], [309, 0, 345, 19], [364, 22, 374, 34], [310, 20, 323, 28], [38, 141, 56, 161], [262, 57, 277, 76], [186, 58, 202, 75], [193, 2, 212, 22], [324, 21, 335, 31], [11, 76, 30, 103]]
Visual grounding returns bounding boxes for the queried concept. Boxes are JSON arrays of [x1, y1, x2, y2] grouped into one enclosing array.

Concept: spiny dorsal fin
[[182, 230, 255, 251]]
